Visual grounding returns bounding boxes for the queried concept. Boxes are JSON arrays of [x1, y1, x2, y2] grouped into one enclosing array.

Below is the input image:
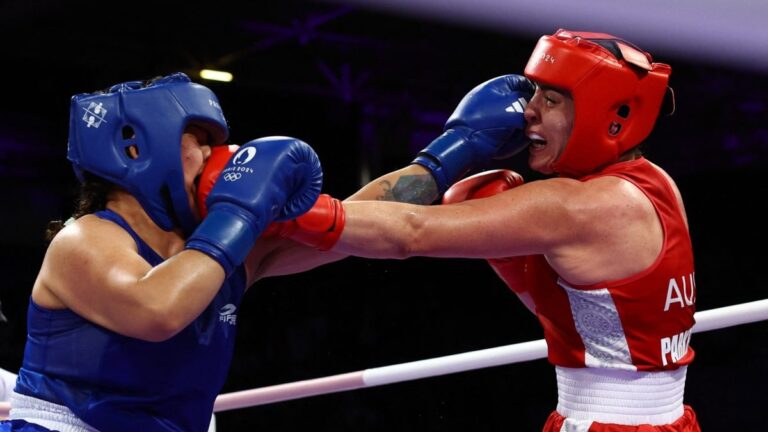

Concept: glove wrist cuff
[[412, 129, 476, 193], [186, 205, 264, 276]]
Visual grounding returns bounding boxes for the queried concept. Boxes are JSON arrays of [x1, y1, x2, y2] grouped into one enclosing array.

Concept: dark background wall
[[0, 1, 766, 430]]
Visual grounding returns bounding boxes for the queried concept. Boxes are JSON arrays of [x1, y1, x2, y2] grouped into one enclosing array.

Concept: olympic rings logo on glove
[[222, 172, 242, 182]]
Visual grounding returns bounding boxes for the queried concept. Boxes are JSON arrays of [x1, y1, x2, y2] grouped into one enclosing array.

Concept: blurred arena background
[[0, 1, 766, 430]]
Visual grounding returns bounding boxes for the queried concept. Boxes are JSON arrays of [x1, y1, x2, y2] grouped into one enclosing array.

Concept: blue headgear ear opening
[[67, 72, 229, 234]]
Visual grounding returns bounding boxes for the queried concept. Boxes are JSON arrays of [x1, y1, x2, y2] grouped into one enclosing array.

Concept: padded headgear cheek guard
[[524, 29, 671, 178], [67, 72, 229, 234]]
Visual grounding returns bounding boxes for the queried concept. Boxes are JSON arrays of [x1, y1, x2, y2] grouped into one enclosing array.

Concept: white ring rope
[[212, 299, 768, 412], [1, 299, 766, 419]]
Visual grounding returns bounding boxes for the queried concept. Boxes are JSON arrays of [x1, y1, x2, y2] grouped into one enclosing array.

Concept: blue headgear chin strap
[[67, 72, 229, 234]]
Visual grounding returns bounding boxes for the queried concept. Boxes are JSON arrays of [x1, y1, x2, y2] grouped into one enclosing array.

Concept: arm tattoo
[[376, 175, 439, 204]]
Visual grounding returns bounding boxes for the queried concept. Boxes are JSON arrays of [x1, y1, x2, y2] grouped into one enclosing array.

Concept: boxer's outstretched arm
[[333, 179, 578, 260], [246, 164, 438, 281]]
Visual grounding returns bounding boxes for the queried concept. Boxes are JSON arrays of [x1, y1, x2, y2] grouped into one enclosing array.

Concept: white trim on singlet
[[10, 393, 99, 432], [559, 280, 636, 370], [556, 365, 686, 426]]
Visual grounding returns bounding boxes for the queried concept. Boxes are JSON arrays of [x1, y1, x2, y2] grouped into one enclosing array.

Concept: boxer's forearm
[[346, 164, 439, 205]]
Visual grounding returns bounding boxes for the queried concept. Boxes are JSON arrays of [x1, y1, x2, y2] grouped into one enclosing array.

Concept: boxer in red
[[232, 29, 699, 431]]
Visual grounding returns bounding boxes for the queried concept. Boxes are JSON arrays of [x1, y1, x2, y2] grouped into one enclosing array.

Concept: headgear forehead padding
[[524, 29, 671, 178], [67, 72, 229, 233]]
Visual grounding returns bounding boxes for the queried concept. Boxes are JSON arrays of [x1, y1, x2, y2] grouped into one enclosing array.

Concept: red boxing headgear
[[196, 144, 239, 218], [524, 29, 672, 177]]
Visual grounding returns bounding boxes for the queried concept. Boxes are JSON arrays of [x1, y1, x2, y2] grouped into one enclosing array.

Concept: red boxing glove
[[196, 144, 240, 218], [442, 169, 523, 204], [442, 169, 530, 297], [264, 194, 345, 251]]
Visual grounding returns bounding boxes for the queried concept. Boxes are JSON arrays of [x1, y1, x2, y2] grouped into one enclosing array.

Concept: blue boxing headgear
[[67, 72, 229, 234]]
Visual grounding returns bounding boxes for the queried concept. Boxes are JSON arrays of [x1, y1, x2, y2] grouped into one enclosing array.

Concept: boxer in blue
[[0, 73, 322, 432], [3, 68, 535, 432]]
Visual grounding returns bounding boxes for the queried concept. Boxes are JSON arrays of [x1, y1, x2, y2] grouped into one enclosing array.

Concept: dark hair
[[45, 173, 114, 243]]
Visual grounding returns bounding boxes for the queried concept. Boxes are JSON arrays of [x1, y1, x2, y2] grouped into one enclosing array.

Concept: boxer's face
[[181, 124, 213, 220], [524, 85, 574, 175]]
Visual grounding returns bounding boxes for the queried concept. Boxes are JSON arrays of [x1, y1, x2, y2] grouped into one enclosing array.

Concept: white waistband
[[556, 366, 686, 426], [10, 393, 100, 432]]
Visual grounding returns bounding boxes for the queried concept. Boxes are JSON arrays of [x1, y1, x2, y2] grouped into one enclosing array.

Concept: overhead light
[[200, 69, 233, 82]]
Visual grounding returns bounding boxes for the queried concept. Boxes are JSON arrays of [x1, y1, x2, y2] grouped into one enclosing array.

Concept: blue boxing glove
[[413, 74, 534, 193], [186, 137, 323, 275]]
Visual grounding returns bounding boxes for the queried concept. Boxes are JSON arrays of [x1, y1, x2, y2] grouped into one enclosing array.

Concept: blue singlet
[[12, 210, 246, 431]]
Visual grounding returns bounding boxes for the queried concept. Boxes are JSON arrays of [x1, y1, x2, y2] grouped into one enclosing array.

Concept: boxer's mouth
[[528, 132, 546, 150]]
